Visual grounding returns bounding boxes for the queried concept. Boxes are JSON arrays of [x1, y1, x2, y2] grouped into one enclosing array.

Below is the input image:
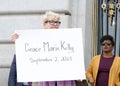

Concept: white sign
[[15, 28, 86, 82]]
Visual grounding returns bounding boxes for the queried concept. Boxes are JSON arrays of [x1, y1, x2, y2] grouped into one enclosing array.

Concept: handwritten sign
[[15, 28, 86, 82]]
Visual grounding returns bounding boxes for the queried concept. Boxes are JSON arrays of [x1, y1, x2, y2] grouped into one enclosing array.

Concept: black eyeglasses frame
[[45, 20, 61, 25]]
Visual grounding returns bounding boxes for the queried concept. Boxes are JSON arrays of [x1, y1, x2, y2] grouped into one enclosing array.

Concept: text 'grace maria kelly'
[[24, 41, 74, 53]]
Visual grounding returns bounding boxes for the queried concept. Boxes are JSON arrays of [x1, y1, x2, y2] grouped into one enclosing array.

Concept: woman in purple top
[[86, 35, 120, 86]]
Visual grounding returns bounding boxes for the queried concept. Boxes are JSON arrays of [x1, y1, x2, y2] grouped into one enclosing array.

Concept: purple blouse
[[96, 56, 114, 86], [38, 80, 76, 86]]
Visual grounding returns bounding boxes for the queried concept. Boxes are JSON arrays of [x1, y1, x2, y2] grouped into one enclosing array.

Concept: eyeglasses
[[101, 43, 112, 46], [45, 20, 61, 25]]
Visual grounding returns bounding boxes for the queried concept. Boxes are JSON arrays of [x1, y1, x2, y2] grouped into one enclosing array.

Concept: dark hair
[[100, 35, 115, 46]]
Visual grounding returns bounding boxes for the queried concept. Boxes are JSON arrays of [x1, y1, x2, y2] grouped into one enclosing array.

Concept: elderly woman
[[8, 11, 76, 86]]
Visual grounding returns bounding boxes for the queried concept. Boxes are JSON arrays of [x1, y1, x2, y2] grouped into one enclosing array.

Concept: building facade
[[0, 0, 94, 86]]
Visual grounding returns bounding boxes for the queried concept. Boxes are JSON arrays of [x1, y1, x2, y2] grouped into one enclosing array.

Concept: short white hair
[[43, 11, 60, 23]]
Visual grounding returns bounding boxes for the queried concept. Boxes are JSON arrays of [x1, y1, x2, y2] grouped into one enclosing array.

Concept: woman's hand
[[88, 77, 94, 85], [11, 33, 19, 42]]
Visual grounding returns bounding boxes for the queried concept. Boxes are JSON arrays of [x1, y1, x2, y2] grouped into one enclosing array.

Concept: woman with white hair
[[9, 11, 76, 86]]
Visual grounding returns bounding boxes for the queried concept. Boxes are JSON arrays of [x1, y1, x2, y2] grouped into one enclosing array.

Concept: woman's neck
[[102, 52, 113, 58]]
